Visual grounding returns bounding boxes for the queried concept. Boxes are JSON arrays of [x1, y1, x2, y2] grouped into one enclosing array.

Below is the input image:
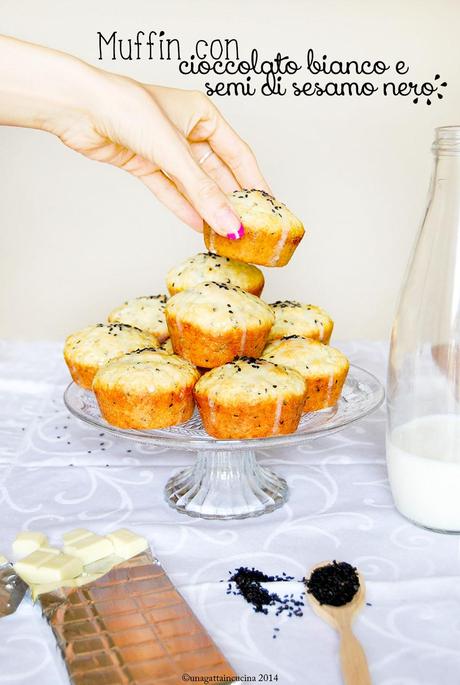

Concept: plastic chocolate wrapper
[[38, 548, 237, 685], [0, 561, 27, 617]]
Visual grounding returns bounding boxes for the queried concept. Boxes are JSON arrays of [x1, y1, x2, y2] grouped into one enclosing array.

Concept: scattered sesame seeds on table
[[1, 339, 459, 685]]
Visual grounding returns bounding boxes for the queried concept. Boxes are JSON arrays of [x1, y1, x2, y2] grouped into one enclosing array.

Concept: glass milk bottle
[[387, 126, 460, 532]]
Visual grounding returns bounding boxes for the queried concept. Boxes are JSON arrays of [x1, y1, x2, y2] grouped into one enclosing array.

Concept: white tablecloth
[[1, 340, 459, 685]]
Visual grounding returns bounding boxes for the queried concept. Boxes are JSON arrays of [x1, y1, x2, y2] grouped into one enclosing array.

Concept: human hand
[[0, 36, 269, 237], [0, 37, 270, 237], [57, 79, 271, 236]]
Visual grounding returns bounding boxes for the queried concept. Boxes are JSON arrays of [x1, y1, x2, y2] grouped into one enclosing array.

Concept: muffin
[[203, 189, 305, 267], [93, 348, 200, 429], [194, 356, 306, 439], [108, 295, 168, 342], [165, 281, 274, 368], [262, 336, 349, 412], [268, 301, 334, 343], [64, 323, 158, 390], [166, 252, 264, 296]]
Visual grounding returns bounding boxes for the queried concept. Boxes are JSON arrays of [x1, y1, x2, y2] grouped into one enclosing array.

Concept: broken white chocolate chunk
[[14, 548, 82, 584], [106, 529, 148, 559], [0, 554, 8, 565], [12, 531, 48, 558], [63, 528, 113, 564], [62, 528, 88, 545]]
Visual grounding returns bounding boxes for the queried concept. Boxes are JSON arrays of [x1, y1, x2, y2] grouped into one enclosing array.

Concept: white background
[[1, 0, 460, 340]]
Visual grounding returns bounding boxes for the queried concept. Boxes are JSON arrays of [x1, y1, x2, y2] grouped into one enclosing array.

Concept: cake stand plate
[[64, 364, 384, 520]]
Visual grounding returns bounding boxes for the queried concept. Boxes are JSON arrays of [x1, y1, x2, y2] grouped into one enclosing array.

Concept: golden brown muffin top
[[229, 189, 304, 238], [268, 301, 333, 342], [64, 324, 158, 366], [195, 356, 306, 404], [93, 348, 199, 393], [165, 281, 274, 333], [166, 252, 264, 295], [108, 295, 168, 341], [262, 336, 349, 379]]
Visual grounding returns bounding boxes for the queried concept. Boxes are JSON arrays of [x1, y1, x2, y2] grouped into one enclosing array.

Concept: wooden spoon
[[306, 561, 371, 685]]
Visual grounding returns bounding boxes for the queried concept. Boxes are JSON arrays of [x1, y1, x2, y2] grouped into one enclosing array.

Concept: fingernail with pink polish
[[227, 224, 245, 240]]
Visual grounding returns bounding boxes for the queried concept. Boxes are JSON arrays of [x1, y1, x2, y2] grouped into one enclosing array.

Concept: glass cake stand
[[64, 364, 384, 520]]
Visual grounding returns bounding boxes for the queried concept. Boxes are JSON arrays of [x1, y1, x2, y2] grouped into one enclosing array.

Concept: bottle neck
[[430, 128, 460, 200]]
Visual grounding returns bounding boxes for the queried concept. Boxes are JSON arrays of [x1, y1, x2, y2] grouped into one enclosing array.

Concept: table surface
[[1, 340, 459, 685]]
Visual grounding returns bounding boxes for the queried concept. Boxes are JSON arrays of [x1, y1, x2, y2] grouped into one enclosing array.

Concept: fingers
[[158, 138, 243, 239], [207, 115, 272, 194], [139, 169, 204, 233], [112, 84, 243, 238], [191, 142, 240, 194]]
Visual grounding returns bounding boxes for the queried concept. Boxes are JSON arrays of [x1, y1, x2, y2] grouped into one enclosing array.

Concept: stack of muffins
[[64, 189, 349, 440]]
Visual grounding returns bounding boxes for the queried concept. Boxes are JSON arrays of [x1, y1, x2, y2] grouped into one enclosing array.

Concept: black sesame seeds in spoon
[[306, 560, 360, 607], [305, 561, 371, 685]]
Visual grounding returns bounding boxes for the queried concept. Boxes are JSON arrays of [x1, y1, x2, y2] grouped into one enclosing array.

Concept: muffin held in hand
[[165, 281, 274, 368], [93, 348, 200, 429], [166, 252, 264, 296], [108, 295, 168, 342], [203, 189, 305, 267], [64, 324, 158, 390], [194, 356, 306, 439], [268, 301, 334, 343], [262, 336, 349, 412]]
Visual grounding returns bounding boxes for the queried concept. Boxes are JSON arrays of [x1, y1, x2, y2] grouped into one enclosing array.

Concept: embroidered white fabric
[[0, 340, 458, 685]]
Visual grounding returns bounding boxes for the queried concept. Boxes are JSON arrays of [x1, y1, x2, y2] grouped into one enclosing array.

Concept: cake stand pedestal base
[[165, 449, 288, 520]]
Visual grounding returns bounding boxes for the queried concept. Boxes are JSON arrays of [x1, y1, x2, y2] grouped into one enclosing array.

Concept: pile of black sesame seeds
[[306, 561, 360, 607], [224, 566, 305, 639]]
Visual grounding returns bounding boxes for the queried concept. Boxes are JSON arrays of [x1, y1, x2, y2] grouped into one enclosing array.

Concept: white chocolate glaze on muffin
[[204, 189, 305, 267], [64, 324, 158, 368], [108, 295, 168, 342], [93, 348, 199, 393], [93, 348, 199, 429], [268, 301, 334, 343], [166, 252, 264, 296], [262, 336, 348, 380], [165, 281, 273, 334], [194, 356, 307, 438], [262, 337, 349, 412], [195, 356, 305, 404]]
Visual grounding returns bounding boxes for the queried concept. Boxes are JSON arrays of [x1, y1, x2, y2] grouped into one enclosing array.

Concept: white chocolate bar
[[14, 547, 83, 584], [63, 528, 113, 564], [12, 531, 48, 558], [106, 529, 148, 559]]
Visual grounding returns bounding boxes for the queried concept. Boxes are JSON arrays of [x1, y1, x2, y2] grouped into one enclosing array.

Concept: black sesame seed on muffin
[[194, 356, 306, 439], [268, 301, 334, 343], [203, 189, 305, 267], [165, 281, 274, 368], [262, 337, 349, 412], [166, 252, 264, 296], [108, 295, 169, 342], [93, 348, 200, 429], [64, 324, 158, 390]]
